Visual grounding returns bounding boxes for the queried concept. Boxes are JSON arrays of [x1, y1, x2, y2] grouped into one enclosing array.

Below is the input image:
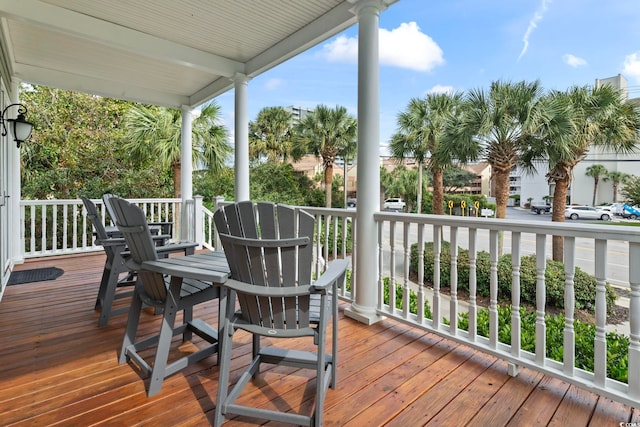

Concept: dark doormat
[[8, 267, 64, 285]]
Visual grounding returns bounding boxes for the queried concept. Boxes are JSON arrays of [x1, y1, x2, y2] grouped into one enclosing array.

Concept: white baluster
[[629, 241, 640, 399], [450, 226, 459, 335], [510, 231, 521, 376], [564, 236, 576, 377], [535, 234, 547, 366], [389, 220, 396, 314], [417, 223, 426, 323], [468, 228, 477, 342], [403, 222, 411, 318], [433, 225, 442, 330], [489, 229, 498, 348]]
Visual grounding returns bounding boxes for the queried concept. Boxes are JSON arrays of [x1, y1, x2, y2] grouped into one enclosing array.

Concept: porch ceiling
[[0, 0, 395, 108]]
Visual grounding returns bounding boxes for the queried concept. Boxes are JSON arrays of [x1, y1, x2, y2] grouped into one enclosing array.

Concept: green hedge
[[457, 305, 629, 383], [409, 241, 617, 314]]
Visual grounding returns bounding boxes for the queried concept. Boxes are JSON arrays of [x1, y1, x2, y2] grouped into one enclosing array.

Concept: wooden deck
[[1, 253, 638, 426]]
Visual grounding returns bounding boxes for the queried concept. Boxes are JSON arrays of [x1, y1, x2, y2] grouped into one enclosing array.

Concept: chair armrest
[[95, 237, 126, 246], [151, 234, 172, 242], [311, 259, 349, 293], [156, 241, 198, 255], [219, 233, 309, 248], [223, 279, 314, 297], [149, 221, 173, 235]]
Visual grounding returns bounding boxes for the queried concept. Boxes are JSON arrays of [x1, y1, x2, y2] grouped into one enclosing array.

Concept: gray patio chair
[[103, 193, 173, 242], [213, 201, 348, 426], [109, 196, 222, 397], [81, 196, 135, 326], [82, 196, 198, 326]]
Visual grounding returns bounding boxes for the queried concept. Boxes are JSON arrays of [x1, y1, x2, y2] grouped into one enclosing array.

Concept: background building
[[570, 74, 640, 205]]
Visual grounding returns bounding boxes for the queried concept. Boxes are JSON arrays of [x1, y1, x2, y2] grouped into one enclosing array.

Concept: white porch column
[[344, 0, 384, 325], [233, 73, 250, 202], [180, 105, 194, 202], [8, 79, 23, 264]]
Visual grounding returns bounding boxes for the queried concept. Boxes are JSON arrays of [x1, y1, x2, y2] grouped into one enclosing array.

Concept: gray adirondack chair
[[82, 196, 198, 326], [103, 193, 173, 242], [81, 196, 135, 326], [213, 201, 348, 426], [109, 196, 223, 397]]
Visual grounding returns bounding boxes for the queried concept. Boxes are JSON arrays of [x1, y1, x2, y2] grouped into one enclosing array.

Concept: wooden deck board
[[0, 253, 635, 426]]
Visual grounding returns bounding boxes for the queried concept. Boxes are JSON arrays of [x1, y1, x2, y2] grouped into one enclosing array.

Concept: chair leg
[[98, 265, 124, 326], [119, 286, 143, 364], [331, 295, 338, 388], [214, 322, 234, 427], [183, 306, 193, 341], [147, 278, 181, 397], [95, 262, 112, 309], [316, 327, 327, 427]]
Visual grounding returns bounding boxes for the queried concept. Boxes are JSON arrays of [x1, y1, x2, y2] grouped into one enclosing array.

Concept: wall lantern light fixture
[[1, 103, 33, 148]]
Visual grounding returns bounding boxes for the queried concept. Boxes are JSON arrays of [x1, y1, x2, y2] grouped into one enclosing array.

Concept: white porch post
[[180, 105, 193, 202], [233, 73, 250, 202], [345, 0, 383, 325], [8, 78, 23, 264]]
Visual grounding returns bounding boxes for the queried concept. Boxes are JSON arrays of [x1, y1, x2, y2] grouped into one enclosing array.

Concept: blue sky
[[215, 0, 640, 154]]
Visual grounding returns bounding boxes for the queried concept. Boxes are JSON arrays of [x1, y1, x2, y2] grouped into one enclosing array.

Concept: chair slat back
[[109, 196, 167, 302], [102, 193, 119, 226], [214, 201, 315, 330], [81, 196, 110, 246]]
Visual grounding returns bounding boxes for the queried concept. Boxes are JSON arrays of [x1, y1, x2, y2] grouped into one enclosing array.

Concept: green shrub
[[409, 242, 616, 314], [383, 277, 432, 319], [457, 305, 629, 383], [317, 218, 352, 256]]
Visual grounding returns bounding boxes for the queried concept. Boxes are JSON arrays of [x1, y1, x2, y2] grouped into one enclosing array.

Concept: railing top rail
[[20, 198, 182, 207], [374, 211, 640, 242]]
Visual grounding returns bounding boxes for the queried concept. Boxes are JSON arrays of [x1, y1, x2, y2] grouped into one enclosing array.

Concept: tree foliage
[[525, 85, 640, 260], [294, 105, 357, 208], [442, 80, 547, 219], [442, 165, 477, 192], [124, 102, 231, 198], [621, 175, 640, 206], [585, 164, 608, 206], [390, 92, 463, 214], [20, 85, 172, 199], [249, 106, 294, 162]]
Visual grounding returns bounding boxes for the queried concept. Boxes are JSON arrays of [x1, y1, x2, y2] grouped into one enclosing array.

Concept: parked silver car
[[565, 205, 611, 220], [383, 197, 406, 211]]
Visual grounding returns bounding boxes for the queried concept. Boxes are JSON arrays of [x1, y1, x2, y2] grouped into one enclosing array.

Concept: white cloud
[[562, 54, 587, 68], [265, 78, 284, 90], [518, 0, 553, 60], [623, 52, 640, 82], [427, 84, 455, 95], [320, 22, 444, 72]]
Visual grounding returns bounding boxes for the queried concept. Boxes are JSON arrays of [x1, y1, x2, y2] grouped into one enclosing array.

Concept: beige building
[[291, 156, 492, 199]]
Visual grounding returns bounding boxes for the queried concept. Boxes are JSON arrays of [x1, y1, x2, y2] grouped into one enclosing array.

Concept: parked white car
[[383, 198, 406, 211], [565, 205, 611, 221]]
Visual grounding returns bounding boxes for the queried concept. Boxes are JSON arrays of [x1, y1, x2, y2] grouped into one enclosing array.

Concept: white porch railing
[[374, 211, 640, 409], [20, 198, 186, 258], [19, 197, 640, 408]]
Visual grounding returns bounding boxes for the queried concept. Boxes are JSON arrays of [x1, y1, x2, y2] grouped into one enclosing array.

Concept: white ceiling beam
[[245, 1, 357, 77], [193, 1, 364, 104], [16, 63, 188, 108], [0, 0, 244, 76]]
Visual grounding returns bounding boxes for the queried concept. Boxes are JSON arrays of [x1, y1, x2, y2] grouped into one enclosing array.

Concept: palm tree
[[337, 130, 358, 207], [249, 106, 293, 162], [124, 102, 231, 198], [530, 85, 640, 261], [585, 164, 608, 205], [442, 80, 546, 219], [294, 105, 357, 208], [607, 171, 629, 203], [390, 92, 463, 214]]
